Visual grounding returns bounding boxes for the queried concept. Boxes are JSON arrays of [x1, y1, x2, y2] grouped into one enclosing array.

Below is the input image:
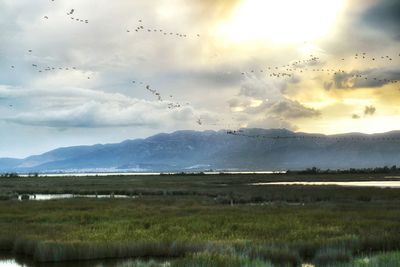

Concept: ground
[[0, 173, 399, 266]]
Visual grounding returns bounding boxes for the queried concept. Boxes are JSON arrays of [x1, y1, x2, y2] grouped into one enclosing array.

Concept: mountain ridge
[[1, 128, 400, 172]]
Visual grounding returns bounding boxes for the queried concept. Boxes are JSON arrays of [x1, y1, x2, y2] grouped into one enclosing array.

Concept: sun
[[216, 0, 345, 44]]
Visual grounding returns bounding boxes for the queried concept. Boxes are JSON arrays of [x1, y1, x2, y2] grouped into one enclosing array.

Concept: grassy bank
[[0, 174, 399, 265], [1, 173, 400, 203], [0, 198, 400, 265]]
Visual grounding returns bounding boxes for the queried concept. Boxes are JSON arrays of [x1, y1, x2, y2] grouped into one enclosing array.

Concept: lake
[[251, 181, 400, 188]]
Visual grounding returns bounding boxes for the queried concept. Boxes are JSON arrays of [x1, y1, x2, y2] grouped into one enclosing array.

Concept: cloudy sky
[[0, 0, 399, 157]]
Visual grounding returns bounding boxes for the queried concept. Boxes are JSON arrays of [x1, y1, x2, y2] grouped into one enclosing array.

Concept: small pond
[[16, 194, 137, 201]]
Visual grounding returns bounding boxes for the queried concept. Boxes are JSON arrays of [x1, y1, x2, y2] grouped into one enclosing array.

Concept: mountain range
[[1, 128, 400, 173]]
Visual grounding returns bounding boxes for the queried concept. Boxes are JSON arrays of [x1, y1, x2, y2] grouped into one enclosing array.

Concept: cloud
[[364, 105, 376, 116], [191, 0, 241, 21], [239, 76, 287, 100], [0, 85, 203, 128], [227, 98, 252, 109], [166, 67, 242, 88], [361, 0, 400, 40], [247, 115, 298, 131], [324, 81, 333, 90], [267, 100, 320, 119], [333, 68, 400, 89], [238, 76, 320, 119]]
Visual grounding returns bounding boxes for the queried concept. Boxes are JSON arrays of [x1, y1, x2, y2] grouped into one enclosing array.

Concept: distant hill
[[1, 128, 400, 173]]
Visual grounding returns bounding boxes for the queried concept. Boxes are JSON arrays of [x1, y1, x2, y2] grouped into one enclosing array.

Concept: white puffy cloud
[[228, 76, 320, 130], [0, 85, 203, 128]]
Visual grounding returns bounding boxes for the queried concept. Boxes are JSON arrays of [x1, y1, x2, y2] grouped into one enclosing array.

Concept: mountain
[[1, 128, 400, 173]]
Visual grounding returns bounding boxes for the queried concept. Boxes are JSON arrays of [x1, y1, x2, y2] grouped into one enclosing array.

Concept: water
[[0, 258, 18, 267], [18, 171, 285, 177], [0, 254, 169, 267], [17, 194, 137, 201], [251, 181, 400, 188]]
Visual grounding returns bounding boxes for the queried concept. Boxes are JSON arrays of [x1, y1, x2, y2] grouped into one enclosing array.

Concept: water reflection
[[18, 194, 137, 201], [0, 254, 168, 267], [19, 171, 284, 178], [251, 181, 400, 188]]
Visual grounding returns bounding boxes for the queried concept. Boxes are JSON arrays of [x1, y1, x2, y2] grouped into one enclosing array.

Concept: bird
[[44, 16, 49, 19]]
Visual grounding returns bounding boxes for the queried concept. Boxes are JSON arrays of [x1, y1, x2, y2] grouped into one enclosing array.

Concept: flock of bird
[[24, 51, 92, 79], [133, 82, 187, 109], [132, 82, 202, 124], [240, 53, 400, 85], [127, 20, 200, 39], [5, 3, 400, 139], [227, 130, 400, 142], [67, 8, 89, 24]]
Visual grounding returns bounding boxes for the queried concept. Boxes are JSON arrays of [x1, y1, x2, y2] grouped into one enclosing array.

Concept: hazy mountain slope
[[1, 129, 400, 172]]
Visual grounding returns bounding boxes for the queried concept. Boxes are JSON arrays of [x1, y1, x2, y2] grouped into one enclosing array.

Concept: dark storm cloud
[[332, 68, 400, 89], [361, 0, 400, 40]]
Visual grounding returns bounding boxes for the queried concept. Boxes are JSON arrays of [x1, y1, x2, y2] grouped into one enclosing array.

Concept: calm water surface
[[0, 255, 169, 267], [251, 181, 400, 188], [18, 171, 284, 177]]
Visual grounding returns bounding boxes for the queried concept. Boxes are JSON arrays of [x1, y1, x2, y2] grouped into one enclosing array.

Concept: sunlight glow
[[217, 0, 345, 44]]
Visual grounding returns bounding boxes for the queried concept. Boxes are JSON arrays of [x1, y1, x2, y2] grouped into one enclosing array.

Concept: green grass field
[[1, 173, 400, 266]]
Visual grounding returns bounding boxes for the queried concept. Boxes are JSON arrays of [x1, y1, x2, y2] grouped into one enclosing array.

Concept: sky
[[0, 0, 399, 158]]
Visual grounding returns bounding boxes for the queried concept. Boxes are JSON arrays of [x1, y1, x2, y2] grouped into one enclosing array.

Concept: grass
[[171, 252, 274, 267], [32, 241, 203, 262], [313, 247, 352, 266], [0, 173, 399, 265], [353, 252, 400, 266], [324, 251, 400, 266]]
